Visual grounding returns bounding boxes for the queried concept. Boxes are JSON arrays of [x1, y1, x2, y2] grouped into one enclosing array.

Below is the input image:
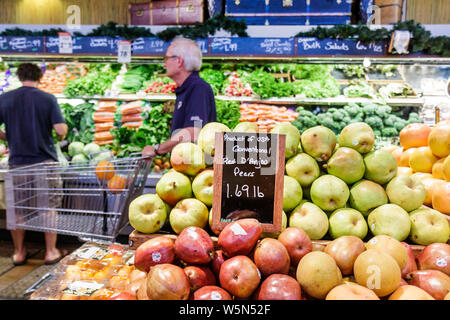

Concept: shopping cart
[[5, 155, 152, 243]]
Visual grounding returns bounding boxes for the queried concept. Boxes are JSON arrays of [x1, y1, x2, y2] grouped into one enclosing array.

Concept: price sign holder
[[117, 40, 132, 63], [58, 32, 72, 54], [211, 132, 285, 233]]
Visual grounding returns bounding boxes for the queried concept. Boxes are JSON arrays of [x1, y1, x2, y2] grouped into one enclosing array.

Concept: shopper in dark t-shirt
[[142, 37, 217, 158], [0, 63, 68, 265]]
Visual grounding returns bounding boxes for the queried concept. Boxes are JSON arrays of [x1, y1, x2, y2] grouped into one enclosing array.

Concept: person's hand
[[142, 145, 156, 159]]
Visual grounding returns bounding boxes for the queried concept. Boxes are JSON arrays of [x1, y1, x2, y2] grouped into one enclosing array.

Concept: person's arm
[[53, 123, 68, 141], [142, 126, 200, 158]]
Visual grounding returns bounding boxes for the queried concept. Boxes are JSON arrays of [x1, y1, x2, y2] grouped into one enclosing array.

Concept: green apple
[[289, 201, 329, 240], [283, 175, 303, 212], [367, 204, 411, 241], [409, 207, 450, 245], [169, 198, 209, 234], [128, 194, 167, 234], [192, 169, 214, 206], [349, 180, 388, 216], [310, 175, 350, 212], [156, 170, 192, 206], [328, 208, 368, 240], [285, 152, 320, 187], [386, 174, 426, 212], [326, 147, 365, 184], [363, 150, 398, 185], [270, 122, 301, 159]]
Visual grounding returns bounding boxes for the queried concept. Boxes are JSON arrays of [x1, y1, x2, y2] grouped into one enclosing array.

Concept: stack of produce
[[119, 100, 145, 129], [292, 102, 421, 138], [291, 64, 341, 98], [216, 100, 241, 130], [199, 68, 225, 95], [92, 101, 117, 146], [242, 69, 295, 99], [60, 101, 95, 144], [113, 65, 154, 94], [142, 76, 177, 94], [222, 71, 253, 97], [38, 63, 87, 94], [67, 141, 112, 165], [0, 69, 21, 94], [239, 103, 299, 132], [383, 121, 450, 215], [121, 120, 450, 301]]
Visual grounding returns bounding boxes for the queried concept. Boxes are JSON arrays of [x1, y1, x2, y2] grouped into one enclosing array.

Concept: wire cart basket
[[5, 156, 152, 243]]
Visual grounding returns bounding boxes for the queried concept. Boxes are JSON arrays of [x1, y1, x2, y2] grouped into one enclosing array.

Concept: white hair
[[169, 37, 202, 72]]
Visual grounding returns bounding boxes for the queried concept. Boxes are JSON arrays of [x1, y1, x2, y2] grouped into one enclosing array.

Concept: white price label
[[58, 32, 73, 54], [117, 40, 132, 63]]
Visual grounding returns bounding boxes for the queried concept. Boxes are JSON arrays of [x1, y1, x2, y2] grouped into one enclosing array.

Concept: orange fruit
[[432, 158, 446, 180], [431, 181, 450, 215], [96, 161, 115, 181], [428, 121, 450, 158], [421, 178, 442, 206], [392, 147, 403, 166], [444, 156, 450, 182], [107, 175, 127, 194], [409, 146, 440, 173], [399, 123, 431, 150], [399, 148, 416, 167]]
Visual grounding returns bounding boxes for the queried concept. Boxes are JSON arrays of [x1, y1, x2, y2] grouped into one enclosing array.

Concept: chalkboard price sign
[[211, 132, 285, 233]]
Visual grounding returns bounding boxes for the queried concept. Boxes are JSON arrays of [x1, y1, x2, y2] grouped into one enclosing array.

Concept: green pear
[[301, 126, 337, 162], [285, 153, 320, 187], [328, 208, 368, 240], [349, 180, 388, 216], [363, 150, 398, 185], [289, 201, 329, 240], [270, 122, 301, 159], [283, 175, 303, 212], [367, 204, 411, 241], [233, 121, 259, 133], [192, 169, 214, 206], [386, 174, 426, 212], [129, 194, 167, 234], [338, 122, 375, 154], [156, 170, 192, 206], [409, 207, 450, 245], [197, 122, 230, 156], [326, 147, 365, 184], [310, 175, 350, 212]]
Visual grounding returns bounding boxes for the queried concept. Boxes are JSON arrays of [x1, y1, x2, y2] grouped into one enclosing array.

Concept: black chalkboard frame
[[211, 131, 285, 233]]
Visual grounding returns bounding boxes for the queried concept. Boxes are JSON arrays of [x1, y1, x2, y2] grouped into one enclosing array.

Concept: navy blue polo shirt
[[0, 86, 65, 166], [171, 71, 216, 134]]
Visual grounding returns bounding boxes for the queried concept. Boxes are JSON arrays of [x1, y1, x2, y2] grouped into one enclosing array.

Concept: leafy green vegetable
[[60, 102, 95, 144], [200, 69, 225, 95], [216, 100, 241, 129]]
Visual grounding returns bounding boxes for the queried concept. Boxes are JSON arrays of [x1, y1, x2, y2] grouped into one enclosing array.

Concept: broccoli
[[383, 115, 399, 127], [343, 103, 363, 118], [362, 103, 378, 116], [375, 105, 393, 118], [365, 116, 384, 130], [373, 129, 382, 137], [348, 116, 364, 124], [381, 127, 398, 137], [394, 119, 408, 132], [332, 109, 348, 121]]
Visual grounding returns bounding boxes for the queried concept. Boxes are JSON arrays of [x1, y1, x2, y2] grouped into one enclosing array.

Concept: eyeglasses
[[163, 55, 178, 62]]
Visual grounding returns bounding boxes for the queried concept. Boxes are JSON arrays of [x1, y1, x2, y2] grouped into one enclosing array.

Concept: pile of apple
[[131, 220, 450, 300], [129, 119, 449, 247]]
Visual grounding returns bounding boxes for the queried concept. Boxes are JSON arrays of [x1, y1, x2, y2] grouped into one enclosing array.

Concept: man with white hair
[[143, 37, 216, 157]]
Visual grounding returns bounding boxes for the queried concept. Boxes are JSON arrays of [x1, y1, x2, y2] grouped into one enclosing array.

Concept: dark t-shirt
[[171, 71, 217, 134], [0, 86, 65, 166]]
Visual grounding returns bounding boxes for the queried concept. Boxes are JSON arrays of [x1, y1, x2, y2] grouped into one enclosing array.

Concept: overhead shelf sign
[[210, 37, 295, 56], [0, 36, 44, 53], [296, 37, 387, 56]]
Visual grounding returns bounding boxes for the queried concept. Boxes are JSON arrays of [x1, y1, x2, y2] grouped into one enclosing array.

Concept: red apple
[[174, 226, 215, 264], [323, 236, 366, 276], [134, 236, 175, 272], [400, 242, 418, 278], [108, 291, 137, 300], [257, 274, 301, 300], [218, 218, 262, 257], [417, 243, 450, 276], [219, 255, 261, 299], [194, 286, 232, 300], [405, 269, 450, 300], [146, 264, 190, 300], [254, 238, 290, 276], [277, 227, 312, 266], [210, 249, 226, 278], [184, 266, 216, 292]]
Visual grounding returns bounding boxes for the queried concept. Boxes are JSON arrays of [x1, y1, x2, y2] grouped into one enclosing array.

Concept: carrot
[[93, 112, 115, 123], [121, 113, 142, 123], [95, 122, 115, 132], [94, 131, 114, 141]]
